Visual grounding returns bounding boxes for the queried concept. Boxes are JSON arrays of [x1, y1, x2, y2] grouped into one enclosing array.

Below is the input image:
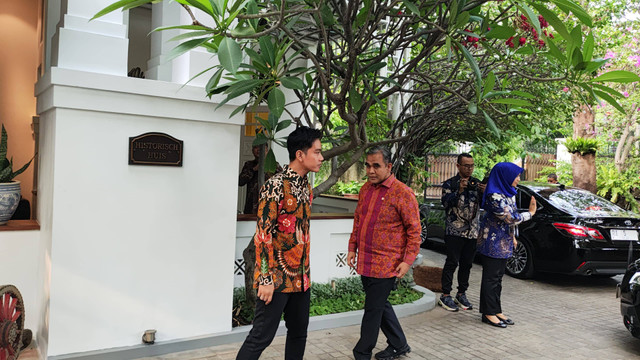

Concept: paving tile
[[97, 248, 640, 360]]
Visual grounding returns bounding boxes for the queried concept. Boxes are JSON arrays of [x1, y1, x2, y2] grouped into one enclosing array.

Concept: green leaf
[[593, 90, 626, 114], [584, 59, 607, 73], [591, 83, 625, 98], [264, 149, 277, 173], [218, 37, 242, 73], [0, 125, 6, 161], [275, 119, 292, 133], [455, 12, 470, 29], [530, 4, 571, 42], [570, 25, 583, 48], [571, 48, 584, 68], [513, 118, 532, 136], [320, 4, 336, 26], [252, 133, 269, 146], [468, 102, 477, 115], [166, 37, 210, 62], [545, 39, 566, 63], [551, 0, 593, 27], [350, 87, 363, 112], [152, 25, 211, 32], [592, 70, 640, 84], [356, 0, 373, 27], [403, 0, 420, 15], [583, 32, 594, 62], [280, 77, 305, 90], [515, 45, 533, 55], [484, 26, 515, 40], [258, 36, 275, 66], [229, 104, 247, 118], [92, 0, 152, 20], [489, 98, 533, 107], [510, 90, 536, 99], [483, 90, 511, 99], [168, 31, 214, 43], [483, 72, 496, 97], [363, 61, 386, 75], [482, 110, 500, 138], [458, 43, 482, 99], [268, 88, 285, 120], [175, 0, 214, 17]]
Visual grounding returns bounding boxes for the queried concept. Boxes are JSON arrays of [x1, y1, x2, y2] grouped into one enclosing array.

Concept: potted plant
[[0, 125, 33, 224]]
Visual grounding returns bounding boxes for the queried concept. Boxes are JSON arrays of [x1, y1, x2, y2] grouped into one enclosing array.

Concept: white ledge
[[35, 67, 247, 125]]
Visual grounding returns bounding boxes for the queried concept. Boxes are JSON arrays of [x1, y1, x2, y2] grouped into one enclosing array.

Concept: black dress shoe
[[497, 317, 514, 325], [374, 344, 411, 360], [482, 315, 507, 328]]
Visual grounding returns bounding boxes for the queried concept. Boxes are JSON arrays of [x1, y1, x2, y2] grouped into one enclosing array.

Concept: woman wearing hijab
[[477, 162, 536, 328]]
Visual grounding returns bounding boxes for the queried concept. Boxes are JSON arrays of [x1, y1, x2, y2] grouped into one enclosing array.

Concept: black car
[[617, 258, 640, 338], [420, 183, 640, 278]]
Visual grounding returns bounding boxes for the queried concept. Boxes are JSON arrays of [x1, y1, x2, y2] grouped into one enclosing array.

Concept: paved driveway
[[137, 248, 640, 360]]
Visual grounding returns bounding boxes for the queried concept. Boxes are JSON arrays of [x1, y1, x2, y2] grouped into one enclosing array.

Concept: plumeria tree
[[95, 0, 639, 196]]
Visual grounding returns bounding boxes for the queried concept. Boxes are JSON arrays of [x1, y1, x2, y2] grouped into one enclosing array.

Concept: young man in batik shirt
[[347, 146, 421, 360], [438, 153, 485, 312], [236, 126, 323, 360]]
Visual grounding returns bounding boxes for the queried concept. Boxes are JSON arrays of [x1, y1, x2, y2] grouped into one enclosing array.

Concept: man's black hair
[[548, 173, 558, 180], [287, 126, 323, 161], [366, 146, 392, 164], [457, 153, 473, 164]]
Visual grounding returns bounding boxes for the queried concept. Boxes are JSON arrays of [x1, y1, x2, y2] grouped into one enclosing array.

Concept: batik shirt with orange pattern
[[253, 165, 312, 293], [348, 175, 421, 278]]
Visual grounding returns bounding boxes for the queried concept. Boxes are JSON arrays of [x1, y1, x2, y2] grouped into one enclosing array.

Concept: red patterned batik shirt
[[348, 174, 421, 278], [253, 165, 312, 292]]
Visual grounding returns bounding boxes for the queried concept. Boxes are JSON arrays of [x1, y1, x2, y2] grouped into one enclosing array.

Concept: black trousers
[[441, 235, 477, 295], [353, 276, 407, 360], [479, 255, 508, 316], [236, 290, 310, 360]]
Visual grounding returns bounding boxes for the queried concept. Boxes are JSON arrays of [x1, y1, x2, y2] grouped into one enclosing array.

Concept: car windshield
[[530, 186, 632, 217]]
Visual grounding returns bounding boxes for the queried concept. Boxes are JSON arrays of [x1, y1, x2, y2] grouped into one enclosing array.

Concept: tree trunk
[[572, 152, 597, 194], [572, 105, 597, 192], [242, 239, 256, 309]]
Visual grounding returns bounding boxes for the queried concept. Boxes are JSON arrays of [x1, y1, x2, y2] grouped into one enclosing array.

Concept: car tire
[[419, 215, 429, 248], [506, 239, 534, 279]]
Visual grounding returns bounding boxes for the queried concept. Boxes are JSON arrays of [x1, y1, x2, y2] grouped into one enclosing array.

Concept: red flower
[[277, 213, 297, 233], [538, 39, 546, 49], [521, 14, 528, 21], [506, 36, 515, 48], [519, 37, 526, 46]]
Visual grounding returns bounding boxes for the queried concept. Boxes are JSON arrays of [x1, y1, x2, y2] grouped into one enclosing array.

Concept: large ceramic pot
[[0, 181, 21, 225]]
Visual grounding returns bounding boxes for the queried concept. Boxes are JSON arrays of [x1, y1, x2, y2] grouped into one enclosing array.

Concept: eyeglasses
[[458, 164, 475, 169]]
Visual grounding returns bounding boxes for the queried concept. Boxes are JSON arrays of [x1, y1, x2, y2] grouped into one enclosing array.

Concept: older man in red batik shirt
[[347, 146, 421, 360]]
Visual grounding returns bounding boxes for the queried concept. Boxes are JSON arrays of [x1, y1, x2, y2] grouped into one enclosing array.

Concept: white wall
[[0, 230, 42, 333], [235, 217, 356, 288], [36, 68, 243, 356]]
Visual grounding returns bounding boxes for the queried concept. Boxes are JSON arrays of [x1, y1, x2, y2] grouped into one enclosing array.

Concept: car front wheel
[[506, 240, 534, 279]]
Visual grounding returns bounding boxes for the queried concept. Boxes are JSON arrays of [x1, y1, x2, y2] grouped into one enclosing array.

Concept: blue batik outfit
[[477, 162, 534, 318]]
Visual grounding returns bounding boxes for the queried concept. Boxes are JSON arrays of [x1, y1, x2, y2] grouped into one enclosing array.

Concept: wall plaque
[[129, 132, 183, 166]]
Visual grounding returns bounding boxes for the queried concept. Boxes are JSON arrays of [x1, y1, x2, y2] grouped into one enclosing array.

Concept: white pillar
[[51, 0, 128, 76], [146, 1, 182, 81]]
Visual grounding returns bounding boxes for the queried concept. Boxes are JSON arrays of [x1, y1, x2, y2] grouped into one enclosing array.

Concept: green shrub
[[564, 137, 599, 155], [327, 180, 365, 195], [232, 276, 423, 325], [597, 163, 640, 212]]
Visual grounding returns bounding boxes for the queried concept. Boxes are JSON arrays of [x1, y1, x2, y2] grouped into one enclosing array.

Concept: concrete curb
[[50, 286, 435, 360]]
